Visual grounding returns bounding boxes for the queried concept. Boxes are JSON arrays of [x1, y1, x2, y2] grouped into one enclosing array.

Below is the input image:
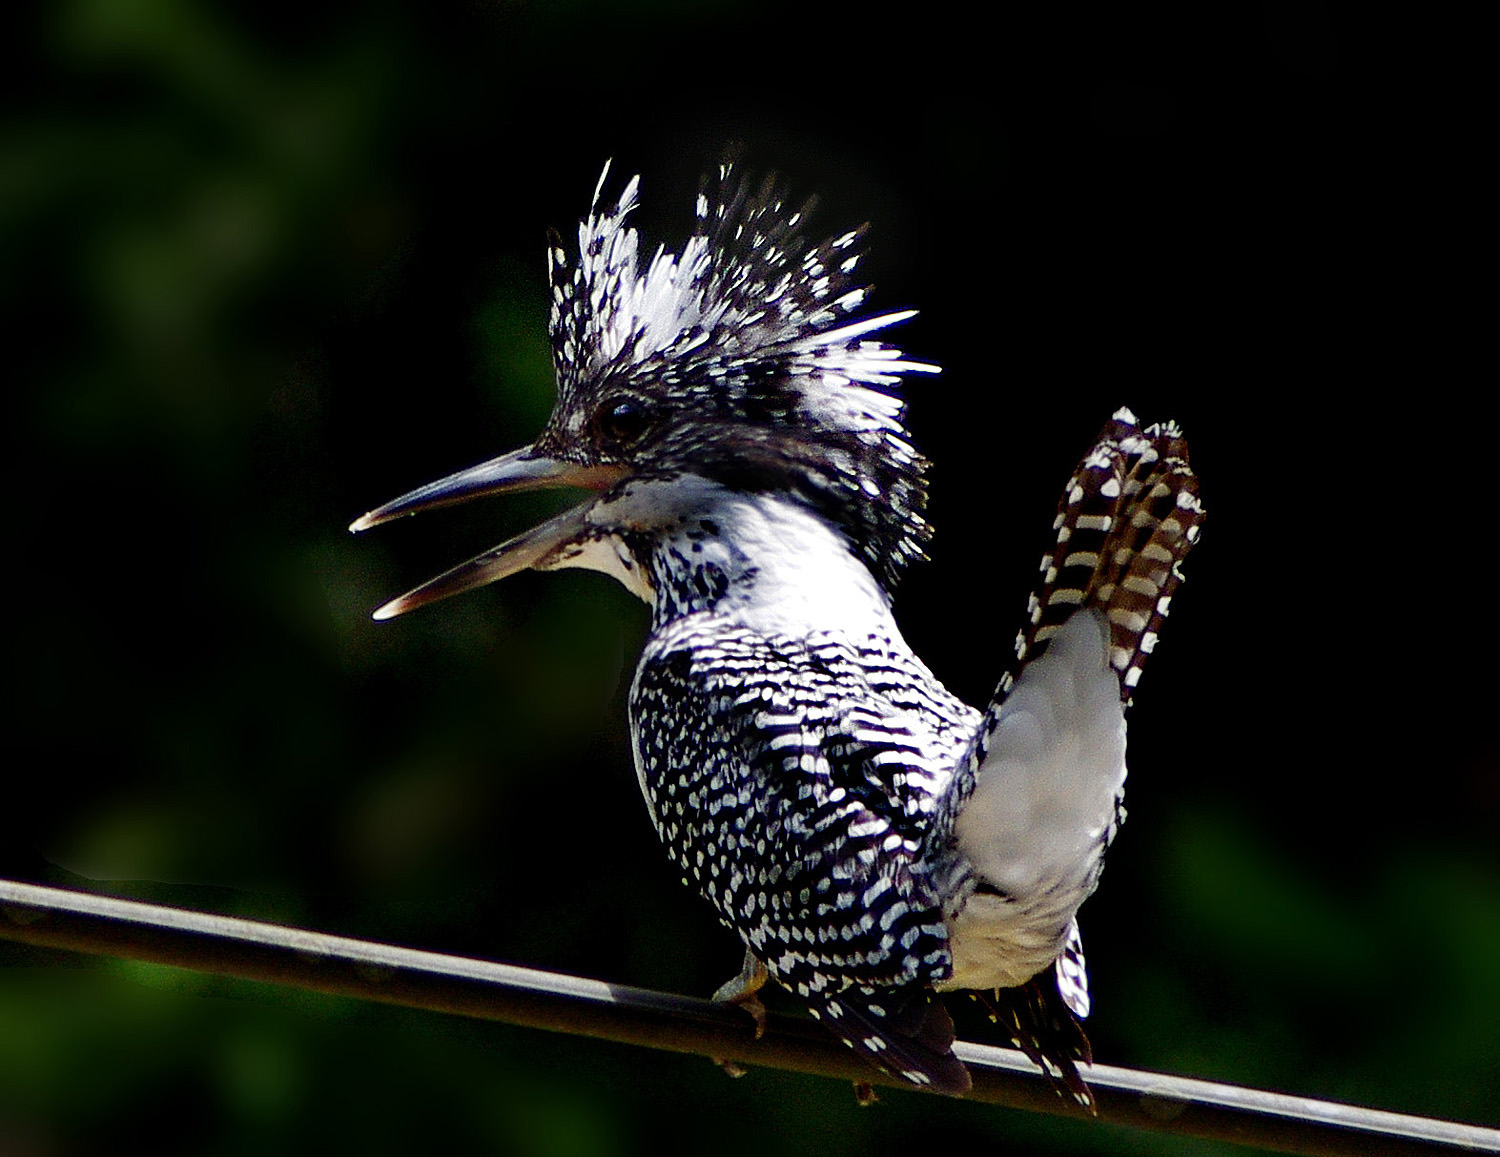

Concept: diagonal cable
[[1, 879, 1495, 1156]]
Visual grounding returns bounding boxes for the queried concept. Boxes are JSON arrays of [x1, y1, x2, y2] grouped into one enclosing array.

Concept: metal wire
[[2, 879, 1495, 1156]]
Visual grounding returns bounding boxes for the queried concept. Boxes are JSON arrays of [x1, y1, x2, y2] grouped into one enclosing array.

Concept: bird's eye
[[595, 396, 653, 449]]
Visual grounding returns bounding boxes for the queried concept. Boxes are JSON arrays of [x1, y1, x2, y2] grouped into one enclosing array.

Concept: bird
[[350, 161, 1204, 1103]]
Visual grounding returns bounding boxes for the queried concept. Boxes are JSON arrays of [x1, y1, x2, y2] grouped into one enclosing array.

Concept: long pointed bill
[[350, 445, 627, 620], [348, 445, 622, 533], [371, 503, 597, 620]]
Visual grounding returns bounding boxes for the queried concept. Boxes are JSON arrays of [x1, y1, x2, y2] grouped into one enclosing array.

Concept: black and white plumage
[[351, 163, 1204, 1102]]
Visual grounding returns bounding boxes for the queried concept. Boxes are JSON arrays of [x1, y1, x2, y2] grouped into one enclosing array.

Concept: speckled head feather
[[534, 162, 938, 590]]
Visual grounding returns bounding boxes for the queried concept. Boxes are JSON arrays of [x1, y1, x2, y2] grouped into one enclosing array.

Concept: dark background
[[4, 2, 1494, 1154]]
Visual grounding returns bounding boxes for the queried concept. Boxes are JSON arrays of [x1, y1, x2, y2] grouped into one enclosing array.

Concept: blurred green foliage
[[4, 1, 1494, 1153]]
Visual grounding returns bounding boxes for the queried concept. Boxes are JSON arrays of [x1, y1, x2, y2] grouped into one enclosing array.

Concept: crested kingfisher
[[351, 162, 1204, 1102]]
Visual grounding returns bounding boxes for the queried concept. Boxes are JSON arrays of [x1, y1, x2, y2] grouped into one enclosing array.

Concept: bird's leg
[[712, 947, 770, 1039], [709, 948, 770, 1079]]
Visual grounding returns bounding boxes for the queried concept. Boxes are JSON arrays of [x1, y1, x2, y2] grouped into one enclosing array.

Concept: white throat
[[545, 475, 897, 638]]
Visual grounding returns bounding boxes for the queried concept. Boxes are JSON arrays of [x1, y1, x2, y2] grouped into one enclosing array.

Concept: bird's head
[[352, 162, 938, 620]]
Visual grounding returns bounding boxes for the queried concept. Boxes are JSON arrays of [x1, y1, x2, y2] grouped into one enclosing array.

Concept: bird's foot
[[711, 948, 770, 1040], [709, 950, 770, 1079]]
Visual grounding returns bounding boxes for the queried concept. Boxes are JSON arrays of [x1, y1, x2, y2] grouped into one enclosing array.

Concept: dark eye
[[595, 396, 653, 449]]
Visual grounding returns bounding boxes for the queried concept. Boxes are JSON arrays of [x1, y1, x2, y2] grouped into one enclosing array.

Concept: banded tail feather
[[1005, 406, 1204, 703], [935, 408, 1202, 1109]]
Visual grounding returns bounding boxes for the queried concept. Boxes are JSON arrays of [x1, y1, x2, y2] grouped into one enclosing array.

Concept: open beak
[[350, 445, 624, 620]]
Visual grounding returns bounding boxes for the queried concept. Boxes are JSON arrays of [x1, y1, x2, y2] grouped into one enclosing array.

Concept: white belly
[[938, 890, 1075, 991]]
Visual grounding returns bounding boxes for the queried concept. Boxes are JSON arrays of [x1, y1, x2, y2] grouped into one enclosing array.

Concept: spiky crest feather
[[537, 162, 937, 589]]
